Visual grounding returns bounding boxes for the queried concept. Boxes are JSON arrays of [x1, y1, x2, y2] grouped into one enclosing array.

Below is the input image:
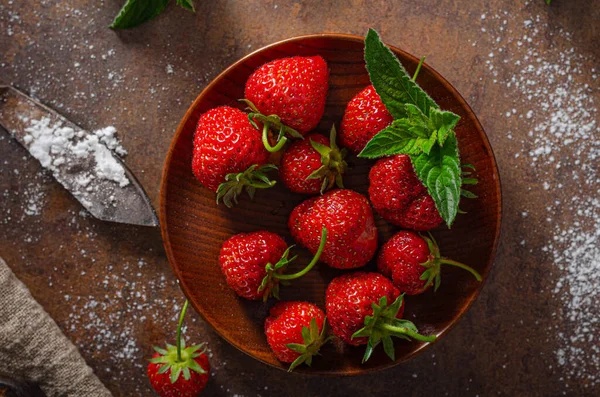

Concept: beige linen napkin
[[0, 256, 112, 397]]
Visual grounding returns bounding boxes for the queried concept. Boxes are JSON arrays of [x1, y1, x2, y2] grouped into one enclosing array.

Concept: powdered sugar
[[22, 117, 129, 187], [23, 182, 46, 216], [481, 7, 600, 389]]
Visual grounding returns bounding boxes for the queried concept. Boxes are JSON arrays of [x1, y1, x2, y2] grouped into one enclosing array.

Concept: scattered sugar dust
[[479, 4, 599, 389]]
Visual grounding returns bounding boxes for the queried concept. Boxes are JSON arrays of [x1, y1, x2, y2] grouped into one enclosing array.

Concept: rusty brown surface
[[0, 1, 599, 396]]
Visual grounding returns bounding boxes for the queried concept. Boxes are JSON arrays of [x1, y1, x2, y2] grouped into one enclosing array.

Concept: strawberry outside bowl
[[159, 33, 502, 376]]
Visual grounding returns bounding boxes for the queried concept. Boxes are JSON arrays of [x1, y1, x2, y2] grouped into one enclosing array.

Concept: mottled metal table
[[1, 1, 599, 396]]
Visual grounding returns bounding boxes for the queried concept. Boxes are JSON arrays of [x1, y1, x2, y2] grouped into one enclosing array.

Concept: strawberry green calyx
[[419, 232, 482, 292], [216, 164, 277, 208], [258, 227, 328, 301], [307, 125, 348, 194], [286, 318, 334, 372], [149, 300, 208, 383], [352, 295, 436, 363], [240, 99, 304, 152]]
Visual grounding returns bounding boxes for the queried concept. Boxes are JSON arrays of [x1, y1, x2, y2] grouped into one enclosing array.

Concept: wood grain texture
[[159, 34, 502, 375]]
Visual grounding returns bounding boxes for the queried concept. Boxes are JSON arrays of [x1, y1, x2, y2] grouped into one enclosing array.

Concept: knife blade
[[0, 86, 158, 227]]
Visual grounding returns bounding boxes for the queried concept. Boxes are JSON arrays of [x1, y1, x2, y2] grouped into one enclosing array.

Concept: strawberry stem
[[412, 56, 426, 82], [420, 232, 482, 291], [276, 228, 328, 280], [380, 323, 437, 343], [240, 98, 302, 153], [262, 124, 288, 152], [439, 259, 482, 281], [176, 300, 189, 362]]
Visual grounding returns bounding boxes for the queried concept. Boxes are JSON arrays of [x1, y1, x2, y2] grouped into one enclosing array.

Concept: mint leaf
[[403, 104, 431, 137], [359, 119, 434, 158], [364, 28, 439, 118], [430, 108, 460, 146], [176, 0, 195, 11], [110, 0, 169, 29], [411, 133, 461, 226], [359, 103, 444, 158]]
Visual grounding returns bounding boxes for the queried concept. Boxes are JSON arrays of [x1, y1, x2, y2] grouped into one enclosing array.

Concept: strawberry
[[148, 301, 209, 397], [264, 301, 332, 371], [325, 272, 435, 362], [368, 154, 443, 231], [280, 125, 347, 195], [288, 189, 377, 269], [192, 106, 276, 207], [378, 231, 482, 295], [219, 229, 328, 301], [242, 56, 329, 152], [339, 85, 393, 154], [245, 56, 329, 134]]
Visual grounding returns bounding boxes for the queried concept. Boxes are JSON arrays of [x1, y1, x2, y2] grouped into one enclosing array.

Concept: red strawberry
[[325, 272, 435, 362], [148, 301, 209, 397], [192, 106, 276, 207], [244, 56, 329, 136], [378, 231, 482, 295], [219, 229, 328, 301], [280, 126, 347, 195], [288, 189, 377, 269], [264, 301, 331, 371], [369, 154, 443, 231], [339, 85, 393, 154]]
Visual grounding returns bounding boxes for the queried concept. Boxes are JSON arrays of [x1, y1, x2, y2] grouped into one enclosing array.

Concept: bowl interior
[[160, 34, 501, 375]]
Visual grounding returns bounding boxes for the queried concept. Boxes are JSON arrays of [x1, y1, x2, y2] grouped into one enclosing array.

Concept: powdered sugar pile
[[21, 117, 129, 187], [480, 7, 599, 388]]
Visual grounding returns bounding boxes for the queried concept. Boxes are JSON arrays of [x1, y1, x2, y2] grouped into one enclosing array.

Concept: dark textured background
[[1, 1, 599, 396]]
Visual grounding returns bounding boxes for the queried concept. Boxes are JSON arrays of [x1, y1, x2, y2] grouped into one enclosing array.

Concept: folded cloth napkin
[[0, 256, 112, 397]]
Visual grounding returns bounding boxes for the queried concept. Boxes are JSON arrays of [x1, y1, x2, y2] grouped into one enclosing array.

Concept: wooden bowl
[[159, 34, 502, 376]]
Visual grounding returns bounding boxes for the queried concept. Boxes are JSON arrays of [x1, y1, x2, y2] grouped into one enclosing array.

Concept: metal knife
[[0, 86, 158, 227]]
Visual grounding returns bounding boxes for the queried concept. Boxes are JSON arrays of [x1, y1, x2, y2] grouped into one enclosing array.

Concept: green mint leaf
[[545, 0, 552, 4], [364, 28, 439, 119], [359, 119, 433, 158], [176, 0, 195, 11], [411, 133, 461, 226], [403, 104, 431, 137], [430, 108, 460, 146], [110, 0, 169, 29], [422, 129, 438, 155]]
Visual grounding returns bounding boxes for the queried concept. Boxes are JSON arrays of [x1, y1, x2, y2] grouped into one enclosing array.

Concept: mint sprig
[[110, 0, 194, 30], [359, 28, 469, 227]]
